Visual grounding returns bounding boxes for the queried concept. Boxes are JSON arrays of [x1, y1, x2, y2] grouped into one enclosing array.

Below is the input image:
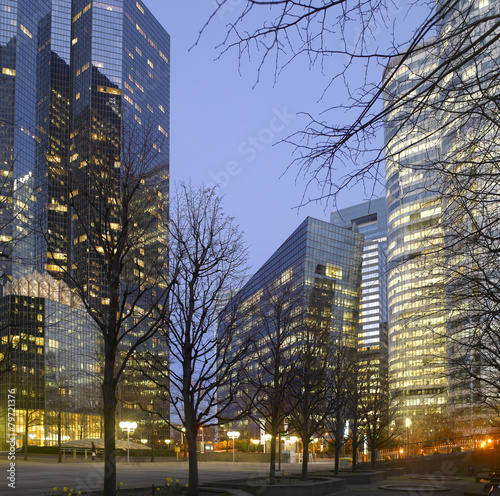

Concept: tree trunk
[[371, 444, 376, 469], [151, 429, 155, 462], [334, 441, 340, 474], [23, 408, 28, 461], [301, 439, 309, 479], [269, 434, 276, 484], [103, 375, 117, 496], [352, 445, 357, 472], [58, 410, 62, 463], [187, 431, 199, 496]]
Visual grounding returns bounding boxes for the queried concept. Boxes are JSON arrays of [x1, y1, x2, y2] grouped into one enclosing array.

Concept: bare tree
[[36, 122, 172, 496], [286, 322, 333, 479], [323, 340, 357, 474], [356, 356, 393, 468], [237, 280, 304, 484], [137, 183, 249, 496]]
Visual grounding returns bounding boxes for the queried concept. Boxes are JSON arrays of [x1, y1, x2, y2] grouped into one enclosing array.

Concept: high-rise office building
[[384, 41, 450, 426], [0, 0, 170, 449], [219, 217, 364, 440], [330, 198, 388, 359], [383, 0, 500, 427]]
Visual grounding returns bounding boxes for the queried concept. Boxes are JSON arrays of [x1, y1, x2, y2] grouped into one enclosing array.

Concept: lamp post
[[251, 439, 260, 452], [405, 418, 411, 457], [165, 439, 172, 449], [181, 427, 187, 461], [119, 421, 137, 464], [227, 431, 240, 462]]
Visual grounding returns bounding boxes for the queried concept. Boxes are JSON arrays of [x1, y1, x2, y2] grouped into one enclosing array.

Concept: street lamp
[[251, 438, 260, 452], [165, 439, 172, 448], [405, 418, 411, 457], [227, 431, 240, 462], [119, 421, 137, 464], [181, 427, 187, 461]]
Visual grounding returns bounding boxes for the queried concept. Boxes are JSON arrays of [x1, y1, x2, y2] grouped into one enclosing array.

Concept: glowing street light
[[227, 431, 240, 462], [405, 418, 411, 457], [180, 427, 187, 461], [119, 421, 137, 464], [165, 439, 172, 448]]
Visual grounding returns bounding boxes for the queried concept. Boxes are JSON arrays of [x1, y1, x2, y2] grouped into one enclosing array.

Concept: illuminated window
[[159, 50, 168, 63], [136, 23, 146, 39], [135, 46, 142, 56], [136, 1, 144, 14], [158, 104, 165, 113], [158, 125, 167, 137], [20, 24, 33, 39], [147, 59, 154, 68], [135, 115, 142, 124], [72, 37, 78, 45], [124, 94, 133, 105], [2, 68, 16, 76]]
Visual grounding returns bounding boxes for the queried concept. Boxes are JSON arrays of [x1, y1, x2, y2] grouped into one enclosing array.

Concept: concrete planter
[[208, 476, 345, 496], [333, 470, 388, 484]]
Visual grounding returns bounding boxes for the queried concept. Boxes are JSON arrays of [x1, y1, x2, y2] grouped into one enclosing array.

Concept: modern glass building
[[0, 0, 170, 448], [383, 0, 500, 429], [0, 272, 102, 449], [384, 42, 449, 426], [220, 216, 364, 441]]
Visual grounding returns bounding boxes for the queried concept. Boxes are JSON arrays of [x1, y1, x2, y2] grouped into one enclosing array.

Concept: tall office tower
[[384, 43, 449, 427], [0, 0, 170, 448], [330, 198, 388, 361], [219, 217, 364, 441], [384, 0, 500, 428]]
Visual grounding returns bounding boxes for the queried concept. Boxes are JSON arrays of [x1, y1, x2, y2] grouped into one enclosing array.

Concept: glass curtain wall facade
[[0, 272, 101, 449], [0, 0, 170, 448], [384, 43, 449, 426], [330, 198, 388, 358], [384, 0, 500, 429], [220, 217, 364, 441]]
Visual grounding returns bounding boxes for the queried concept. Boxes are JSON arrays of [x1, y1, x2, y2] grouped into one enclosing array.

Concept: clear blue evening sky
[[145, 1, 386, 272]]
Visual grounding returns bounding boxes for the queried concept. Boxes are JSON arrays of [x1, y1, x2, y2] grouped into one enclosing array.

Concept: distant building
[[330, 198, 388, 360]]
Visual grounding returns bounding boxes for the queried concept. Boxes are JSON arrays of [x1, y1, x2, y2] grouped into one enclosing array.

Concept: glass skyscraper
[[330, 198, 388, 358], [0, 0, 170, 449], [384, 0, 500, 428]]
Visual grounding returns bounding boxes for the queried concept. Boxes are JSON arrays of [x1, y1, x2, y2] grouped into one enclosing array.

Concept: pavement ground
[[0, 457, 476, 496]]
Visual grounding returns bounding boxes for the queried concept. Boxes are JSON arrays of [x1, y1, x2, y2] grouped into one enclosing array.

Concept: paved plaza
[[0, 456, 476, 495]]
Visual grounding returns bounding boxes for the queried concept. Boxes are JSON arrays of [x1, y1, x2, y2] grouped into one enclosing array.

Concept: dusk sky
[[145, 1, 386, 273]]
